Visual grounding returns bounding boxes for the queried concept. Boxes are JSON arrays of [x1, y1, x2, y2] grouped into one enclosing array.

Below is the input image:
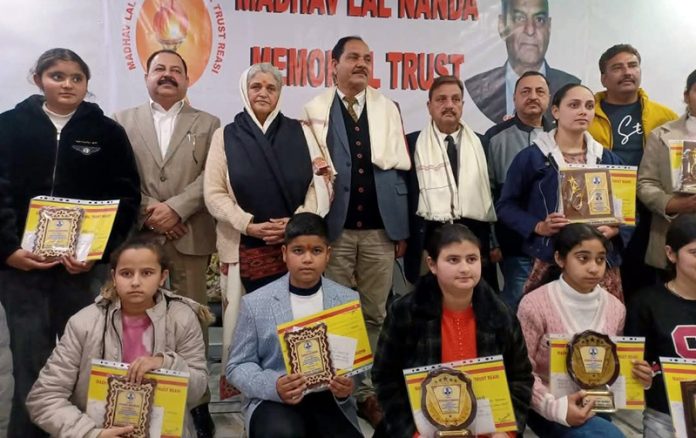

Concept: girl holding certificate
[[495, 83, 625, 302], [625, 214, 696, 437], [0, 48, 140, 436], [518, 224, 652, 437], [373, 223, 533, 437], [25, 237, 210, 437]]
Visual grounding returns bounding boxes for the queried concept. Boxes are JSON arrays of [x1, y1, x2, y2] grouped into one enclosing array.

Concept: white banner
[[1, 0, 695, 133]]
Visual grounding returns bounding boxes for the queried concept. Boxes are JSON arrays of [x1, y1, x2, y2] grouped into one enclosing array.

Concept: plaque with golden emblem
[[567, 330, 620, 412], [421, 368, 476, 436], [678, 141, 696, 194], [284, 323, 335, 389], [560, 168, 619, 225], [103, 376, 156, 437], [681, 380, 696, 438], [32, 206, 84, 259]]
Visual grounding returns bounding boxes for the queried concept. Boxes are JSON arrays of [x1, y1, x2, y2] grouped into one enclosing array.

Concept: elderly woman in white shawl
[[203, 63, 332, 397]]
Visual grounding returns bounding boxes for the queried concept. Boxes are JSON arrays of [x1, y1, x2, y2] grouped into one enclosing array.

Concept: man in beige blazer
[[113, 49, 219, 437]]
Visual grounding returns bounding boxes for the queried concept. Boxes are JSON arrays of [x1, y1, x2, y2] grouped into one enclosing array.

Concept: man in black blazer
[[465, 0, 579, 123]]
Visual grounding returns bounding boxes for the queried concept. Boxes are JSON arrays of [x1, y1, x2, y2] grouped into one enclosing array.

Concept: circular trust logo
[[135, 0, 213, 86]]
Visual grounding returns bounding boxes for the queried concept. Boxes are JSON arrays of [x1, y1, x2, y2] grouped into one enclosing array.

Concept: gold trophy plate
[[567, 330, 620, 413], [103, 376, 156, 438], [33, 206, 84, 259], [421, 367, 476, 436], [560, 168, 619, 225], [681, 380, 696, 438], [284, 323, 335, 389]]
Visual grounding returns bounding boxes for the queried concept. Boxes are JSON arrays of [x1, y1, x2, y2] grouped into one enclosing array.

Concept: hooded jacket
[[0, 95, 141, 266], [496, 130, 624, 263], [25, 289, 210, 438]]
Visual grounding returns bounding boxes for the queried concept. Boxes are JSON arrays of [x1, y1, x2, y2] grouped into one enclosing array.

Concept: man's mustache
[[158, 76, 178, 87]]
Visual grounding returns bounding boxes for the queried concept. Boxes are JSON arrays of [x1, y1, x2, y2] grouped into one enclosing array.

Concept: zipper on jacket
[[49, 131, 60, 196]]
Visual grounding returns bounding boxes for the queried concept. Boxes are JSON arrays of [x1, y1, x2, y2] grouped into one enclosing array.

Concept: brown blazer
[[113, 103, 220, 256], [637, 114, 690, 269]]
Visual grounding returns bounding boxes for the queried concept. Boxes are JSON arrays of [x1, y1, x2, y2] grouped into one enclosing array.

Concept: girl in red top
[[373, 224, 533, 437]]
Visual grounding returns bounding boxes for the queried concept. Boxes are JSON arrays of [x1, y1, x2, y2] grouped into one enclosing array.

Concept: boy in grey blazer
[[226, 213, 363, 437]]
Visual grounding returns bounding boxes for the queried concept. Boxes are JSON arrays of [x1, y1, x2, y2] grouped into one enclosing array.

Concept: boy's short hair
[[284, 213, 329, 244]]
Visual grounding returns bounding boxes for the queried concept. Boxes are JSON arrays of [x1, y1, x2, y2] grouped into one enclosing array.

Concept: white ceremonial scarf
[[414, 119, 496, 222], [303, 86, 411, 171]]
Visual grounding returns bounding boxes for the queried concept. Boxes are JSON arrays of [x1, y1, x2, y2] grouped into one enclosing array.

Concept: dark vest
[[340, 102, 384, 230]]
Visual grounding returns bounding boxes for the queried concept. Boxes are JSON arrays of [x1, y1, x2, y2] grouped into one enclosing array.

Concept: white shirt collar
[[336, 88, 367, 117], [149, 99, 185, 116], [433, 123, 462, 146]]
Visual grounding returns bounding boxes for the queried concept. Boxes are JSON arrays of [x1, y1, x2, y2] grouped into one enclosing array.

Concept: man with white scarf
[[404, 76, 497, 285], [303, 36, 411, 427]]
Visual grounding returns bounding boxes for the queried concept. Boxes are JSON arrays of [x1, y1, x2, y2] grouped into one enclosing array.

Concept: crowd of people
[[0, 25, 694, 438]]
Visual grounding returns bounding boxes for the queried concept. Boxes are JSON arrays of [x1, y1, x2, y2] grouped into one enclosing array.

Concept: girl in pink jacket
[[26, 238, 211, 438], [517, 224, 652, 437]]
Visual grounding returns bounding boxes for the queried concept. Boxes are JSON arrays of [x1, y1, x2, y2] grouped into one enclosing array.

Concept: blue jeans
[[527, 410, 625, 438], [499, 255, 532, 312]]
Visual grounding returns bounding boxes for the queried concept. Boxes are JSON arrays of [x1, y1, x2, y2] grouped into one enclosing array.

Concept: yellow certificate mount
[[421, 367, 476, 437], [566, 330, 620, 413]]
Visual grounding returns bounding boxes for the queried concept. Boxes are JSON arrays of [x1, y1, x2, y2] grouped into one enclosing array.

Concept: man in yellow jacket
[[588, 43, 678, 297]]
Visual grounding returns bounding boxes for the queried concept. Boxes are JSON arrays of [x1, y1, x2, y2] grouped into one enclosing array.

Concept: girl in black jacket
[[0, 48, 140, 436], [373, 223, 533, 437]]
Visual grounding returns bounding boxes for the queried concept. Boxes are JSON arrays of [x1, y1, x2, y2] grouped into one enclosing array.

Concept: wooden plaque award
[[33, 206, 84, 259], [560, 168, 619, 225], [103, 376, 156, 438], [682, 380, 696, 438], [284, 323, 335, 389]]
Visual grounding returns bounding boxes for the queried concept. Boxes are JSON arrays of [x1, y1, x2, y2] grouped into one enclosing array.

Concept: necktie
[[446, 135, 458, 185], [343, 96, 359, 122]]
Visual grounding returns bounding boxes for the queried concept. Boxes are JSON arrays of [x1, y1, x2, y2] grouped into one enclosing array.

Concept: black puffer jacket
[[0, 95, 141, 266]]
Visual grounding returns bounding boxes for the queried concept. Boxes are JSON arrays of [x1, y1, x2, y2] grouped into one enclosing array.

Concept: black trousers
[[0, 265, 106, 438], [249, 391, 362, 438]]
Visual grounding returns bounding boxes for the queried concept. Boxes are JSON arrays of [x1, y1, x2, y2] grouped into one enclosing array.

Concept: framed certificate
[[33, 206, 84, 259], [103, 376, 156, 438], [560, 167, 619, 225], [283, 323, 335, 389]]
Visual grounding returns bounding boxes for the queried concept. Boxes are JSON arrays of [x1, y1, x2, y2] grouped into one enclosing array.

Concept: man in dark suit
[[303, 36, 411, 428], [465, 0, 579, 123]]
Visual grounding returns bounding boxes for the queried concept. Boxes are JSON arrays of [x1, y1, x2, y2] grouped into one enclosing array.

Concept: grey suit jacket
[[113, 103, 220, 255], [325, 94, 409, 242], [226, 274, 362, 434], [465, 61, 580, 123]]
